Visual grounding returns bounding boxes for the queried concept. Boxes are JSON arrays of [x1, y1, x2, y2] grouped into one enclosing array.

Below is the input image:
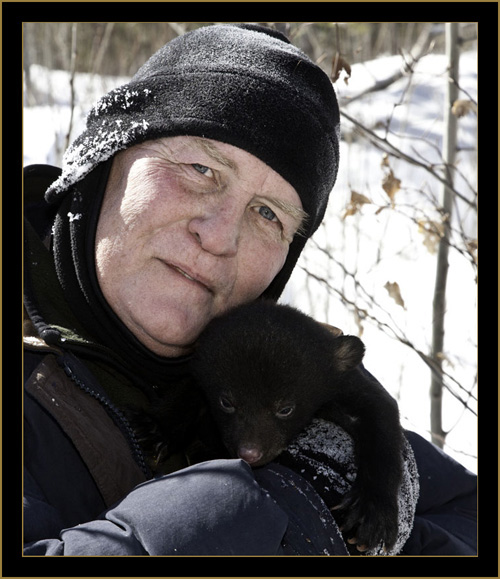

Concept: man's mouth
[[172, 265, 196, 282], [163, 261, 213, 293]]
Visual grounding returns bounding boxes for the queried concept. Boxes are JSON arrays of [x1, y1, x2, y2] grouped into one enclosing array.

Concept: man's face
[[95, 136, 306, 357]]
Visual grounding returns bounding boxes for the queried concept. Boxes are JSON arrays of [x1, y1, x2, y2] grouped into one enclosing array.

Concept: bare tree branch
[[340, 110, 477, 211], [299, 261, 477, 418]]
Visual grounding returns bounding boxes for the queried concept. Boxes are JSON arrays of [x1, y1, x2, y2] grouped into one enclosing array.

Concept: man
[[24, 23, 476, 556]]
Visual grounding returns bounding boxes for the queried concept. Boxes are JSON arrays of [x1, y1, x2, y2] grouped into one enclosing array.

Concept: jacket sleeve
[[23, 469, 68, 547], [401, 431, 477, 555], [24, 459, 289, 556]]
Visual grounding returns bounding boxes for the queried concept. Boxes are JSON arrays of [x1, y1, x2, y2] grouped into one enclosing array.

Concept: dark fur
[[191, 301, 404, 552]]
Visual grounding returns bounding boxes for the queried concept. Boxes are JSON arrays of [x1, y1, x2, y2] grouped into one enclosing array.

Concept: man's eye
[[192, 163, 213, 178], [258, 206, 278, 222]]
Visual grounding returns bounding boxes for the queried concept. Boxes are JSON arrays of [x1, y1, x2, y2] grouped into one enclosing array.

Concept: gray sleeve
[[24, 459, 288, 556]]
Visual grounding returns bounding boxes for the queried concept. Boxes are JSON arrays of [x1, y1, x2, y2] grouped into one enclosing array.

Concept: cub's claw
[[331, 488, 399, 553]]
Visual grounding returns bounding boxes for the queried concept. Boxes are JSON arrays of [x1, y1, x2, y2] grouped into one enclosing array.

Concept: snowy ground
[[23, 48, 478, 473]]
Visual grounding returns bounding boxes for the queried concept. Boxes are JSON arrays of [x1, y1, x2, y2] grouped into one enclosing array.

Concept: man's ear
[[332, 335, 365, 373]]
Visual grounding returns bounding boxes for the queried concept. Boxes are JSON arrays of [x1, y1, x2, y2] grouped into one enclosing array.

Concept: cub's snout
[[237, 445, 263, 465]]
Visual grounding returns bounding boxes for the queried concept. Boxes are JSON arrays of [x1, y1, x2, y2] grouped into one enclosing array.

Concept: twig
[[340, 110, 477, 211], [65, 23, 78, 151]]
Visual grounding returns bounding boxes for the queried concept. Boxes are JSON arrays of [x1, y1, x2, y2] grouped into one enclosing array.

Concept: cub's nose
[[238, 446, 263, 465]]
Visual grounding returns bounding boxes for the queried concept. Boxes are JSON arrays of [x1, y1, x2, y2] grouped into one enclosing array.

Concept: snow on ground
[[23, 49, 478, 473]]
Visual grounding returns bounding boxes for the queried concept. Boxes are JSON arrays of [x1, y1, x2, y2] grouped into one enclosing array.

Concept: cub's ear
[[332, 335, 365, 373]]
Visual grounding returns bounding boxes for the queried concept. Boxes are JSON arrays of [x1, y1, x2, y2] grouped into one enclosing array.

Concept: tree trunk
[[430, 23, 459, 448]]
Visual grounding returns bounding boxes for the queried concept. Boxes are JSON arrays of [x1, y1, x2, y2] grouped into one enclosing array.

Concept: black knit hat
[[45, 23, 340, 300]]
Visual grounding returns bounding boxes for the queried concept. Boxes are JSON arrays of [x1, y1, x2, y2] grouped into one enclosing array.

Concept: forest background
[[23, 22, 478, 473]]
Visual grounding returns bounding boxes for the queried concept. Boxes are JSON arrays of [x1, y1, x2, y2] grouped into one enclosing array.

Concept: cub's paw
[[332, 487, 399, 553]]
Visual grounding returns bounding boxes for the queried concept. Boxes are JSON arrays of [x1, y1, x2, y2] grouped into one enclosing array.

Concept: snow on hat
[[45, 23, 340, 239]]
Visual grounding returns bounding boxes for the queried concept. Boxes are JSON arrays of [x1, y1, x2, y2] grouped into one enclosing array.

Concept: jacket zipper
[[60, 358, 151, 479]]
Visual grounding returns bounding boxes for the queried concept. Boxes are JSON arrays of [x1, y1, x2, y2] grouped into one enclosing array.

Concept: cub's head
[[191, 301, 364, 467]]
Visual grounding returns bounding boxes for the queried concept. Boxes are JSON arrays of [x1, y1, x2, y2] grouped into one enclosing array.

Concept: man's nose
[[188, 201, 243, 257]]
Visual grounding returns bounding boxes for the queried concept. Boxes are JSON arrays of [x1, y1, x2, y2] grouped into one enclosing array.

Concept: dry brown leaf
[[451, 99, 477, 118], [417, 219, 446, 254], [436, 351, 455, 369], [351, 190, 372, 206], [466, 239, 478, 263], [466, 239, 478, 252], [381, 169, 401, 205], [381, 153, 390, 168], [342, 189, 372, 219], [384, 281, 406, 309], [354, 308, 366, 337], [331, 53, 352, 85], [343, 206, 357, 219]]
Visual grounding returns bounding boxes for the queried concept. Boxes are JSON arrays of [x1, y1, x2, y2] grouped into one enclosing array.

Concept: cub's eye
[[219, 396, 235, 414], [192, 163, 214, 178], [258, 206, 278, 222], [276, 405, 295, 418]]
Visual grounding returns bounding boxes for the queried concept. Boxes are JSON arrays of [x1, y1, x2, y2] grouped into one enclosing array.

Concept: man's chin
[[132, 313, 210, 358]]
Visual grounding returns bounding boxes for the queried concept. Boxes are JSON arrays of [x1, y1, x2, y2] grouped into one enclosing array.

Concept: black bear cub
[[191, 300, 404, 552]]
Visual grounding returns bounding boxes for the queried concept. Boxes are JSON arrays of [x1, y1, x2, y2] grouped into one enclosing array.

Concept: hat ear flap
[[332, 335, 365, 373]]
